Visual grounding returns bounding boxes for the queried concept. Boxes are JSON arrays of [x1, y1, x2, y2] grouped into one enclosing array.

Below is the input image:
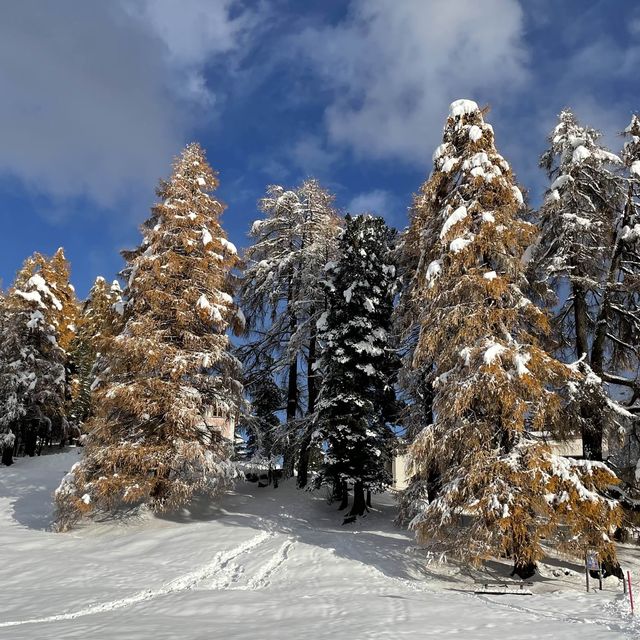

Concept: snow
[[468, 125, 482, 142], [484, 342, 507, 364], [0, 450, 637, 639], [449, 99, 479, 118], [595, 149, 621, 164], [551, 174, 572, 191], [216, 291, 234, 305], [572, 145, 591, 163], [220, 238, 237, 255], [440, 205, 467, 239], [196, 294, 223, 322], [511, 185, 524, 206], [316, 311, 329, 331], [344, 283, 356, 303], [15, 290, 42, 305], [201, 228, 213, 246], [463, 152, 489, 170], [197, 177, 206, 187], [26, 274, 62, 311], [441, 157, 458, 173], [483, 271, 497, 281], [449, 235, 474, 253], [513, 352, 531, 377], [26, 310, 44, 329], [631, 160, 640, 177], [432, 143, 449, 162], [425, 259, 442, 284], [620, 224, 640, 242], [482, 211, 495, 223]]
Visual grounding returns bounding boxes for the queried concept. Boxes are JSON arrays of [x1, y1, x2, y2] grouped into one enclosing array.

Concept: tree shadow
[[158, 479, 465, 587], [0, 447, 83, 531]]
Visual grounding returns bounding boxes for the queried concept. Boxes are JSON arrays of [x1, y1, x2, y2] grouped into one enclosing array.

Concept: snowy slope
[[0, 450, 638, 639]]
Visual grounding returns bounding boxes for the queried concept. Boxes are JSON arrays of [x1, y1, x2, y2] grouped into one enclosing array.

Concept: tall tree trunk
[[348, 481, 367, 519], [1, 445, 14, 466], [283, 355, 298, 478], [573, 283, 590, 361], [366, 489, 372, 508], [297, 329, 317, 488], [511, 530, 537, 579], [588, 190, 632, 462], [589, 301, 609, 462], [572, 282, 603, 460], [426, 466, 441, 502], [338, 480, 349, 510], [24, 420, 38, 457]]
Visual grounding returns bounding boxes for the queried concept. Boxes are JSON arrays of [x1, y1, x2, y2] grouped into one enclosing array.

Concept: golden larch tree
[[55, 143, 244, 529], [400, 99, 621, 577]]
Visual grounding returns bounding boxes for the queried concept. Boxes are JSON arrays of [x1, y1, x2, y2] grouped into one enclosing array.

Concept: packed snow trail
[[0, 450, 638, 639]]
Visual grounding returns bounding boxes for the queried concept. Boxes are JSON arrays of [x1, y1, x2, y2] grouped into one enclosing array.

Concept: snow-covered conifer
[[315, 214, 399, 519], [533, 110, 636, 460], [611, 115, 640, 484], [39, 248, 79, 353], [69, 276, 123, 425], [55, 143, 243, 529], [402, 99, 620, 577], [240, 179, 341, 485], [0, 255, 66, 456], [241, 358, 282, 464]]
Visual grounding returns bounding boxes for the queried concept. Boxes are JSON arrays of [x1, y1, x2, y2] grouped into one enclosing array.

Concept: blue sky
[[1, 0, 639, 297]]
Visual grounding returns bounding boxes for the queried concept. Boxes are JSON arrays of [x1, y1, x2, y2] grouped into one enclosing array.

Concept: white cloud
[[296, 0, 528, 164], [348, 189, 402, 225], [291, 135, 339, 176], [0, 1, 255, 212], [124, 0, 259, 105], [125, 0, 251, 65]]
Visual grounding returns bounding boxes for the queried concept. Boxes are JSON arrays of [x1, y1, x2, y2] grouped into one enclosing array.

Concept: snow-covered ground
[[0, 449, 638, 639]]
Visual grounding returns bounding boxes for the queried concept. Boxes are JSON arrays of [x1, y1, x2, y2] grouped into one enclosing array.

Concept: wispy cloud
[[0, 0, 258, 213], [123, 0, 261, 106], [295, 0, 528, 165], [347, 189, 403, 227]]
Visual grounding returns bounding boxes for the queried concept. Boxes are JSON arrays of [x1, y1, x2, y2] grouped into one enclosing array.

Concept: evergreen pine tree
[[315, 214, 399, 520], [402, 99, 620, 577], [55, 143, 243, 529], [0, 254, 66, 457]]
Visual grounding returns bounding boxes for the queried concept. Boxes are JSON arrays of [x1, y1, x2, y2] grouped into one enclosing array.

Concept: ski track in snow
[[0, 530, 274, 628], [242, 538, 295, 590]]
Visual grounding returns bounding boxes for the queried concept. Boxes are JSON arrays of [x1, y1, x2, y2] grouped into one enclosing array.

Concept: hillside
[[0, 449, 638, 639]]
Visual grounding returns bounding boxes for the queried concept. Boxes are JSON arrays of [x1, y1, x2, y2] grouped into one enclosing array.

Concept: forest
[[1, 99, 639, 580]]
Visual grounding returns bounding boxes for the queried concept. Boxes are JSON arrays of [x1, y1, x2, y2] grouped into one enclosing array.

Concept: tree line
[[0, 101, 638, 578]]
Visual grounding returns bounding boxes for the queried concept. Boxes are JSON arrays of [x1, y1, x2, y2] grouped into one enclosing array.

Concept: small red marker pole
[[628, 571, 634, 616]]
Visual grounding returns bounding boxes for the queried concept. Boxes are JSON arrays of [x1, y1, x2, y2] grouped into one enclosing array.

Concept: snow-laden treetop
[[448, 99, 479, 118]]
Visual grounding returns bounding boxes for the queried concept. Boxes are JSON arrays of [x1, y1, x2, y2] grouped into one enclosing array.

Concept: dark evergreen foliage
[[315, 214, 400, 519]]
